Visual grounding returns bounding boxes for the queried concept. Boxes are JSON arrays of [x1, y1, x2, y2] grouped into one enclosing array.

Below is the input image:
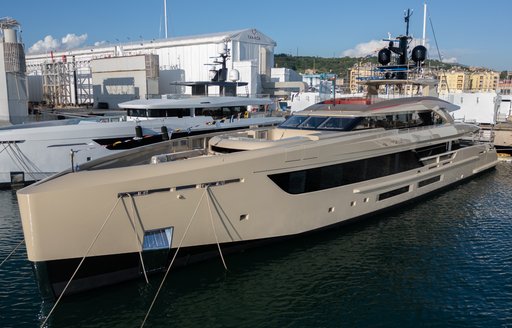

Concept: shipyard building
[[25, 29, 276, 109]]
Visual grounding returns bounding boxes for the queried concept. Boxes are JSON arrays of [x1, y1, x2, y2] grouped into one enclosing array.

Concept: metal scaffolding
[[42, 61, 71, 106], [28, 56, 93, 107]]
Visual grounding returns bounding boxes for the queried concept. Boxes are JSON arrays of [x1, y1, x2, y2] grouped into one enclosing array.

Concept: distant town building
[[498, 79, 512, 95], [468, 71, 499, 92], [438, 71, 469, 93], [349, 63, 373, 94], [438, 70, 499, 94]]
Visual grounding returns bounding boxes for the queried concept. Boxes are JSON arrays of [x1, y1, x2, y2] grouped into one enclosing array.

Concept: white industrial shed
[[25, 28, 276, 108]]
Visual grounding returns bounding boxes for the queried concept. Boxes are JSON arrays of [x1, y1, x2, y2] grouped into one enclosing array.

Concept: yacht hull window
[[269, 150, 423, 194], [378, 185, 410, 201]]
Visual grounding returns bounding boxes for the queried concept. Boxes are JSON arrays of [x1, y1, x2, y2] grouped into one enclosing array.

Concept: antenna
[[404, 8, 413, 36], [163, 0, 168, 38], [422, 1, 427, 46]]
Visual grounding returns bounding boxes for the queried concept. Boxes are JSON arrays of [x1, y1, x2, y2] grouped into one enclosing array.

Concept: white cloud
[[94, 40, 108, 47], [342, 40, 387, 57], [61, 33, 87, 50], [442, 56, 458, 64], [28, 33, 88, 54], [28, 35, 60, 54]]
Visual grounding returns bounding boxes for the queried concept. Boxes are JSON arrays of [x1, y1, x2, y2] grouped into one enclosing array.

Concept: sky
[[2, 0, 511, 71]]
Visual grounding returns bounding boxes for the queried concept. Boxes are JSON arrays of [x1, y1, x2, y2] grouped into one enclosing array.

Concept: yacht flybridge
[[17, 96, 498, 299]]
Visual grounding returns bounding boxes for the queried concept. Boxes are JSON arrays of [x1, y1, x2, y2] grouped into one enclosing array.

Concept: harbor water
[[1, 163, 512, 327]]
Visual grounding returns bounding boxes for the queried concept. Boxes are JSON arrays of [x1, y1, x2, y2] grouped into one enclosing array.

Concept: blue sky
[[3, 0, 511, 71]]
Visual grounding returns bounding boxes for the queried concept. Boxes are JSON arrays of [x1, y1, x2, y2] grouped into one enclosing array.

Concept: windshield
[[280, 115, 359, 131], [280, 115, 309, 128]]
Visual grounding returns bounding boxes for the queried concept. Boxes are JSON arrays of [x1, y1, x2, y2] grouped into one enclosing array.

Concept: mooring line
[[40, 196, 122, 328], [0, 239, 24, 268], [206, 187, 228, 270], [126, 193, 149, 284], [140, 188, 208, 328]]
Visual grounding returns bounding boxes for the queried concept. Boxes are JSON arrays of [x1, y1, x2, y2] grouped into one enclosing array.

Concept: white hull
[[0, 115, 282, 187]]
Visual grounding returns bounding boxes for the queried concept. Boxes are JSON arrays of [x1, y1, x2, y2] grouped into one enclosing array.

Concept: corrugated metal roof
[[26, 28, 276, 59]]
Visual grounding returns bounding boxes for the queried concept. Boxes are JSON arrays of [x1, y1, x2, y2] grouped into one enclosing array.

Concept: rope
[[126, 193, 149, 284], [140, 188, 208, 328], [206, 187, 227, 270], [5, 144, 35, 178], [40, 196, 122, 328], [428, 15, 450, 93], [9, 143, 34, 173], [0, 144, 9, 155], [13, 143, 47, 175], [1, 142, 50, 183], [5, 143, 41, 181], [0, 239, 24, 268]]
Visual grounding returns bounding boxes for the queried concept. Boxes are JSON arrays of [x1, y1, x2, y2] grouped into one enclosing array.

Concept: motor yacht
[[17, 95, 498, 299], [16, 10, 498, 300]]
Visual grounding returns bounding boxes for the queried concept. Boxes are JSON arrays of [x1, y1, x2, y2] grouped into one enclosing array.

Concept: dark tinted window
[[319, 117, 358, 130], [280, 115, 309, 128], [269, 150, 422, 194], [300, 116, 328, 129]]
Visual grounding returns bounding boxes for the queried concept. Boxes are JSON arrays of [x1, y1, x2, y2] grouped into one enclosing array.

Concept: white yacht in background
[[0, 62, 283, 188]]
